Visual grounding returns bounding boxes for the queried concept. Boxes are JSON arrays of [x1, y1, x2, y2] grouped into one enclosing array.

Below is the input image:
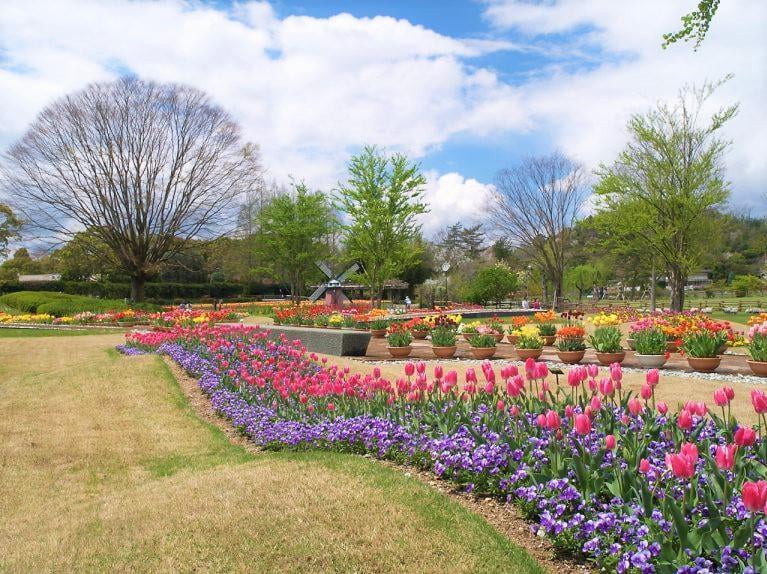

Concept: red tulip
[[639, 458, 650, 473], [714, 444, 737, 470], [742, 480, 767, 512], [574, 413, 591, 435], [404, 362, 415, 377], [605, 434, 616, 450], [734, 426, 757, 447]]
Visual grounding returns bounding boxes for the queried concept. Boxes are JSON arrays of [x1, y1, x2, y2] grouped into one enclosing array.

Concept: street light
[[441, 262, 451, 303]]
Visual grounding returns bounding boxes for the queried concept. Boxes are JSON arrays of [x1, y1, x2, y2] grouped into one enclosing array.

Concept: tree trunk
[[650, 265, 656, 312], [668, 266, 686, 311], [130, 275, 145, 302]]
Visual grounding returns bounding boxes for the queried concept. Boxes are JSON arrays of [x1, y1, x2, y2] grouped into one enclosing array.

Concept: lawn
[[0, 332, 543, 573]]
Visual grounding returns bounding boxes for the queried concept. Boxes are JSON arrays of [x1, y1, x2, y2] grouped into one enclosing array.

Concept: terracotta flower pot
[[747, 360, 767, 377], [542, 335, 556, 346], [388, 346, 413, 358], [515, 348, 543, 360], [686, 356, 721, 373], [412, 330, 429, 340], [626, 338, 636, 351], [595, 351, 626, 366], [506, 334, 519, 346], [470, 347, 497, 360], [432, 345, 457, 359], [635, 354, 668, 369], [556, 350, 585, 364], [370, 328, 387, 338]]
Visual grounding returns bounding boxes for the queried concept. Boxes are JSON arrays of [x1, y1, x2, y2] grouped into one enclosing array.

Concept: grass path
[[0, 333, 543, 573]]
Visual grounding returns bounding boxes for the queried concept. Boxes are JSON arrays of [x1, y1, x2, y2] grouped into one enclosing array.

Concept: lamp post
[[441, 262, 451, 304]]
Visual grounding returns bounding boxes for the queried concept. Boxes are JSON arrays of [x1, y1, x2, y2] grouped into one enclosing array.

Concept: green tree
[[466, 264, 519, 305], [663, 0, 720, 50], [566, 263, 603, 302], [258, 183, 334, 303], [335, 146, 428, 307], [594, 79, 737, 311], [0, 204, 21, 258], [731, 274, 765, 297]]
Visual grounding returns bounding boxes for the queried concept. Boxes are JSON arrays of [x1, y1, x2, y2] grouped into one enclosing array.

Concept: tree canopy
[[335, 145, 427, 307], [594, 78, 737, 311]]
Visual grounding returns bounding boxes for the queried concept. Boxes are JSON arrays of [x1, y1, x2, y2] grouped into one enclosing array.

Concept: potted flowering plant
[[506, 316, 529, 344], [682, 330, 727, 372], [406, 317, 431, 339], [467, 333, 497, 359], [488, 317, 506, 343], [556, 337, 586, 364], [747, 320, 767, 376], [634, 328, 668, 368], [588, 326, 625, 365], [557, 324, 585, 343], [430, 326, 457, 359], [538, 322, 557, 346], [369, 318, 389, 338], [386, 323, 413, 358], [515, 333, 543, 360], [460, 321, 480, 340]]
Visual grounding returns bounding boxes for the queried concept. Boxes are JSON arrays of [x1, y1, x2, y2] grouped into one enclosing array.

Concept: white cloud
[[483, 0, 767, 213], [0, 0, 764, 225], [418, 171, 494, 236]]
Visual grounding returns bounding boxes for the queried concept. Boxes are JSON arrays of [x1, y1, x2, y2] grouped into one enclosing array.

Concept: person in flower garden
[[121, 324, 767, 572]]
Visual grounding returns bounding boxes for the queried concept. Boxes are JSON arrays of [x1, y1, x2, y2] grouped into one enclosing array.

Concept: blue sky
[[0, 0, 765, 236]]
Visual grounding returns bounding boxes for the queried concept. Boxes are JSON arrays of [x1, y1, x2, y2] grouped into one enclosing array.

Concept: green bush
[[465, 264, 519, 305], [0, 291, 72, 313], [0, 291, 159, 316]]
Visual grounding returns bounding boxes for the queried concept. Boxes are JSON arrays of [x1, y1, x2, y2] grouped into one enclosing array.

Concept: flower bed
[[121, 325, 767, 572]]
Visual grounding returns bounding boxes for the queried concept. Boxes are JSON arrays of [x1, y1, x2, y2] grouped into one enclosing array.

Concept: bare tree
[[488, 153, 587, 310], [2, 77, 259, 301]]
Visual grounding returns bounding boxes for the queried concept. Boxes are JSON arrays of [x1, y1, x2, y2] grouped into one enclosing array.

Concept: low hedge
[[0, 291, 159, 316]]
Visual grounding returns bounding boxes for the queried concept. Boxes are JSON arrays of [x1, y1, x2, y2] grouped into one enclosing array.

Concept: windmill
[[309, 261, 360, 306]]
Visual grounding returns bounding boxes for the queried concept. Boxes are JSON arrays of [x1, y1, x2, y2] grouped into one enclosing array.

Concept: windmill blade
[[316, 261, 334, 279], [309, 285, 326, 302], [336, 263, 360, 283]]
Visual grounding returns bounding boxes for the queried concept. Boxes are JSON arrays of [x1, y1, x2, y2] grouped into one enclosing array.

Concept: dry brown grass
[[0, 333, 543, 573]]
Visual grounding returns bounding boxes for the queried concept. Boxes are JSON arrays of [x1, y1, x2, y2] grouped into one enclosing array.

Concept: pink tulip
[[734, 426, 757, 447], [587, 364, 599, 379], [545, 410, 561, 430], [742, 480, 767, 512], [646, 369, 660, 387], [628, 398, 643, 416], [665, 443, 698, 479], [640, 384, 653, 400], [434, 365, 443, 379], [496, 399, 505, 411], [373, 367, 381, 379], [713, 388, 729, 407], [714, 444, 737, 470], [639, 458, 650, 473], [327, 402, 335, 411], [465, 368, 477, 383], [537, 414, 547, 428], [404, 362, 415, 377], [751, 390, 767, 414], [677, 410, 693, 430], [534, 362, 549, 379], [657, 401, 668, 415], [567, 370, 580, 387], [510, 405, 520, 416], [610, 363, 622, 382], [605, 434, 616, 450], [565, 405, 574, 419], [590, 396, 602, 411], [598, 378, 614, 397], [724, 386, 735, 401], [416, 361, 426, 375], [445, 370, 458, 386], [574, 413, 591, 435]]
